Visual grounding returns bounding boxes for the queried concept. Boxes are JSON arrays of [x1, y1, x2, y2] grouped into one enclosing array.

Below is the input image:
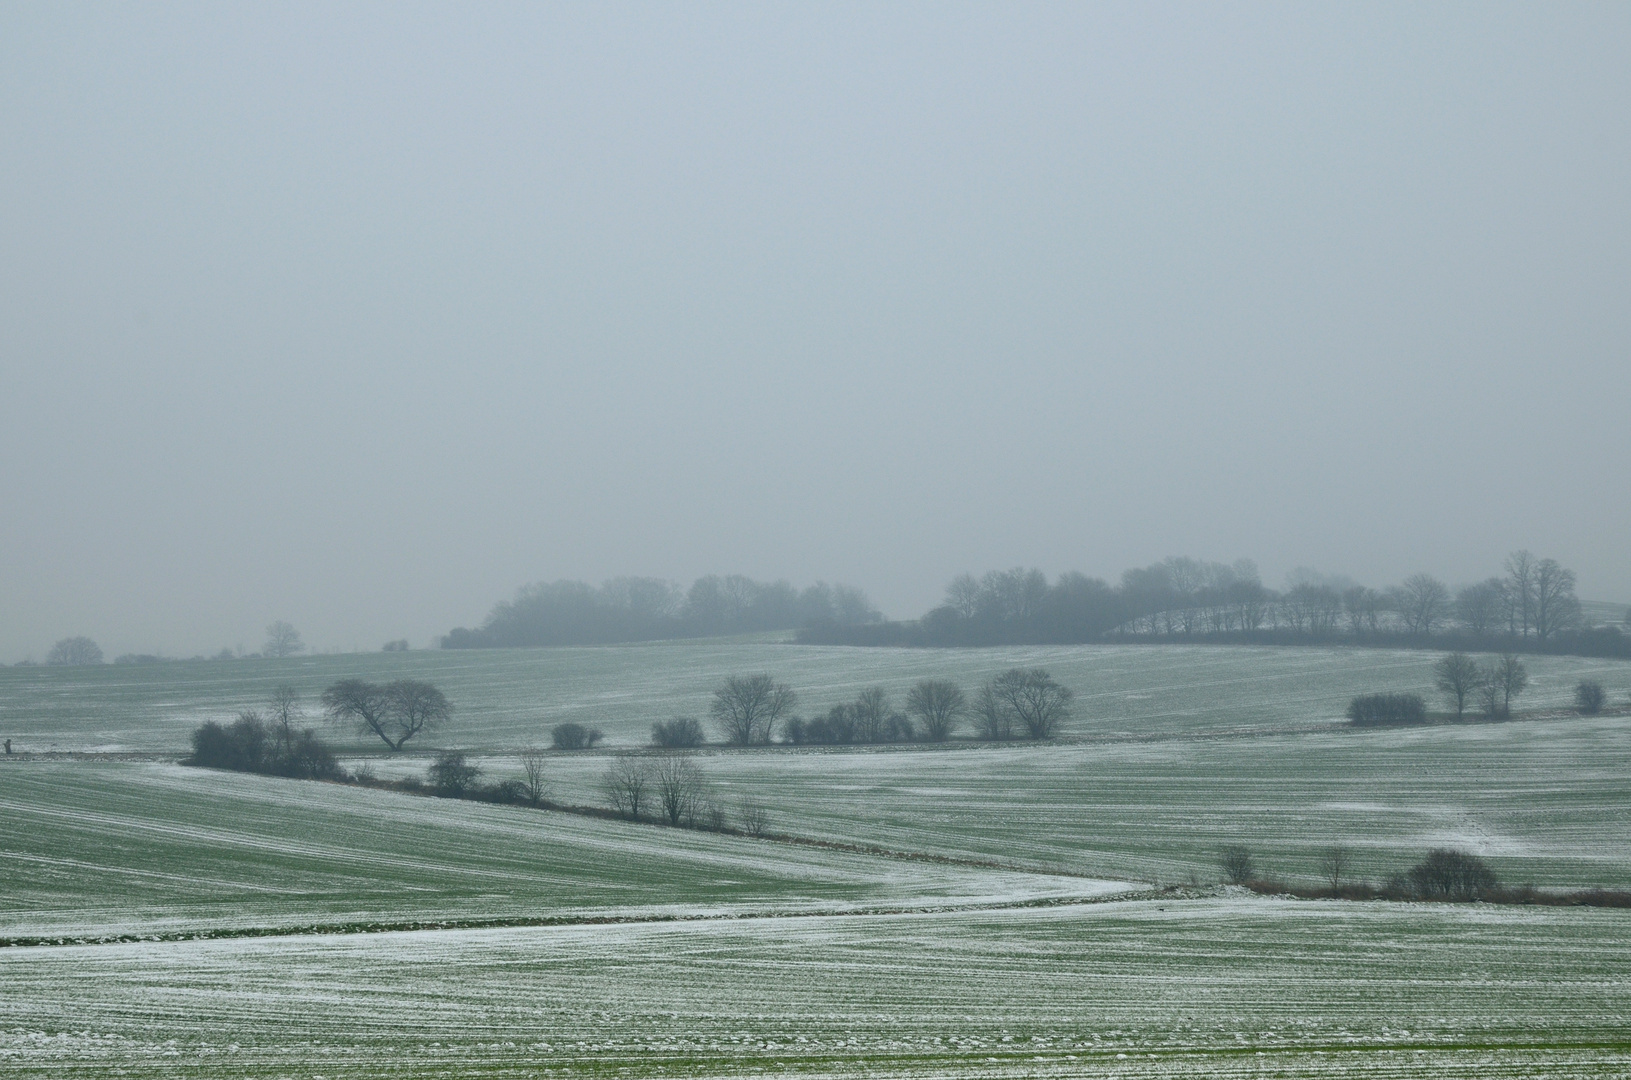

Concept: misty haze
[[3, 4, 1629, 1078]]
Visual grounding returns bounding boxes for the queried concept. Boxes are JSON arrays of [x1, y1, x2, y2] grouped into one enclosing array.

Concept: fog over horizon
[[2, 3, 1628, 662]]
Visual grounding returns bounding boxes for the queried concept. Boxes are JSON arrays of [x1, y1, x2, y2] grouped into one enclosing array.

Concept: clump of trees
[[601, 752, 723, 828], [185, 688, 342, 780], [975, 668, 1073, 739], [551, 722, 604, 750], [711, 675, 796, 745], [1346, 693, 1427, 726], [651, 717, 705, 748], [1476, 654, 1528, 719], [322, 679, 450, 750], [785, 687, 910, 745], [46, 636, 103, 665], [442, 574, 881, 648]]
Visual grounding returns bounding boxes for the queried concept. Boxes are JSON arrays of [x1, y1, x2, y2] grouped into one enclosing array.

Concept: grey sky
[[2, 2, 1627, 660]]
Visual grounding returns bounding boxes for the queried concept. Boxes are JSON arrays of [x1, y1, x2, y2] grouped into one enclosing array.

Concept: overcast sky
[[2, 2, 1627, 660]]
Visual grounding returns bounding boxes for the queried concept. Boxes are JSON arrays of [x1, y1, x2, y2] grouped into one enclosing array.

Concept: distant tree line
[[800, 551, 1629, 658], [441, 574, 882, 648], [1347, 654, 1619, 726]]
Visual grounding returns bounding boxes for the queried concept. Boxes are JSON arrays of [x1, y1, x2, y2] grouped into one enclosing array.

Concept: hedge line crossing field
[[4, 900, 1630, 1077]]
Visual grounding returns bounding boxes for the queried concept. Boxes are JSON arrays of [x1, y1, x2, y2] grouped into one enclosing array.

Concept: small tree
[[1574, 680, 1607, 715], [651, 753, 707, 826], [1319, 845, 1352, 892], [268, 685, 302, 753], [427, 750, 481, 796], [602, 753, 652, 819], [1220, 844, 1255, 885], [709, 674, 796, 745], [1480, 654, 1528, 718], [973, 685, 1014, 740], [1433, 653, 1481, 719], [551, 722, 603, 750], [739, 800, 770, 838], [1406, 848, 1500, 901], [518, 748, 549, 804], [906, 680, 965, 742], [46, 636, 103, 665], [263, 620, 305, 659], [651, 717, 705, 748]]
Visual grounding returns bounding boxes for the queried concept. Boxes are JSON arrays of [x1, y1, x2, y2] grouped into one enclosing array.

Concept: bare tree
[[906, 679, 966, 741], [1390, 574, 1450, 636], [985, 668, 1073, 739], [739, 800, 770, 837], [1574, 680, 1607, 715], [1479, 653, 1528, 718], [46, 636, 103, 665], [551, 722, 603, 750], [1342, 586, 1383, 635], [1454, 579, 1506, 635], [1531, 558, 1581, 640], [973, 684, 1014, 740], [518, 748, 549, 804], [1432, 653, 1481, 719], [268, 684, 301, 752], [1504, 550, 1537, 637], [851, 687, 890, 743], [1220, 844, 1255, 885], [1407, 848, 1500, 901], [263, 620, 305, 658], [709, 674, 796, 745], [323, 678, 448, 750], [1319, 845, 1352, 892], [602, 753, 652, 819], [651, 753, 708, 826]]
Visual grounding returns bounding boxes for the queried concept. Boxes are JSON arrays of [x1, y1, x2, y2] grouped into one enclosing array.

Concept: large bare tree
[[602, 753, 652, 819], [1531, 558, 1580, 640], [709, 674, 796, 745], [263, 620, 305, 658], [1391, 574, 1450, 635], [982, 668, 1073, 739], [322, 678, 449, 750], [1432, 653, 1481, 719], [651, 753, 708, 826], [906, 679, 966, 741]]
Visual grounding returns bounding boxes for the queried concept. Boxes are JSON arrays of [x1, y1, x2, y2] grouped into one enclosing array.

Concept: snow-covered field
[[4, 639, 1627, 752], [5, 897, 1629, 1078]]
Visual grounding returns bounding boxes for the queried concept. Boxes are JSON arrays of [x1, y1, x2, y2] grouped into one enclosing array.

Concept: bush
[[185, 712, 342, 780], [651, 717, 705, 748], [551, 722, 604, 750], [427, 750, 481, 796], [1574, 680, 1607, 715], [1219, 844, 1255, 885], [1405, 848, 1500, 901], [1346, 693, 1427, 726]]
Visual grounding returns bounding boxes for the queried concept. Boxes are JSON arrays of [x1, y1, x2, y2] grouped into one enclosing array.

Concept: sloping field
[[4, 640, 1629, 752], [3, 897, 1628, 1078], [0, 761, 1124, 940], [469, 712, 1631, 891]]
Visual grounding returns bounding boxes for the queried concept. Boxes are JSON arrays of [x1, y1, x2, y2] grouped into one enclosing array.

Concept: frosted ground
[[5, 900, 1630, 1078], [3, 642, 1629, 1076], [3, 638, 1628, 752]]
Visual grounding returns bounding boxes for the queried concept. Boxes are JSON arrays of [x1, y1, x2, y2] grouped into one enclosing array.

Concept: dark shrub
[[782, 717, 807, 744], [279, 728, 345, 780], [551, 722, 604, 750], [651, 717, 705, 748], [427, 750, 481, 796], [1406, 848, 1500, 901], [1220, 844, 1255, 885], [1574, 680, 1607, 715], [1346, 693, 1427, 726], [186, 713, 341, 780]]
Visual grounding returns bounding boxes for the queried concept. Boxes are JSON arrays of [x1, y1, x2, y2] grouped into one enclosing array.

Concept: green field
[[5, 899, 1629, 1077], [4, 642, 1630, 1077], [4, 639, 1628, 752]]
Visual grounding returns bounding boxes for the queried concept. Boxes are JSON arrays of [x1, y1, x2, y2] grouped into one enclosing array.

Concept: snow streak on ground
[[4, 897, 1629, 1078], [4, 639, 1627, 752]]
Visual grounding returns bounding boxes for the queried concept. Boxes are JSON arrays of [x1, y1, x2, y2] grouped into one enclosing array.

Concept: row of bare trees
[[704, 669, 1074, 746]]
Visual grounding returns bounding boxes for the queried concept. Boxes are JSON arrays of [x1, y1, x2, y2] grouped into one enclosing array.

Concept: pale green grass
[[4, 640, 1629, 752], [0, 761, 1122, 939], [3, 898, 1628, 1077]]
